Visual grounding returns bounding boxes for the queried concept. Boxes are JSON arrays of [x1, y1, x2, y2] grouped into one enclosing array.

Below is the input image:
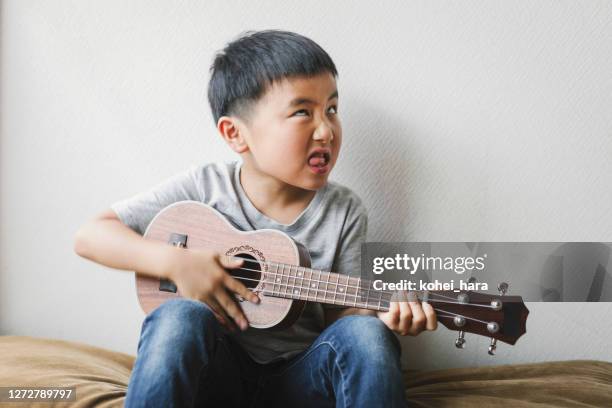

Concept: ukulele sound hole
[[230, 253, 261, 290]]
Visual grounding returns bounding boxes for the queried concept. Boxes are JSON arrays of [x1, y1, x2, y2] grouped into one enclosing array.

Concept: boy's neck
[[239, 161, 318, 225]]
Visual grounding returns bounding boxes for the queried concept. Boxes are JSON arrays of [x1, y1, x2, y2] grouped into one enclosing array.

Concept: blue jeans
[[125, 298, 406, 407]]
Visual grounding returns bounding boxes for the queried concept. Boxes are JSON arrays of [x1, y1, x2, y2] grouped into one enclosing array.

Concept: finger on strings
[[225, 275, 260, 304], [408, 295, 426, 333], [422, 301, 438, 331], [388, 300, 401, 330], [398, 297, 412, 335]]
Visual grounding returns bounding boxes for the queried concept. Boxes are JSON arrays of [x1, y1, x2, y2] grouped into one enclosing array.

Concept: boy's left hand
[[377, 291, 438, 336]]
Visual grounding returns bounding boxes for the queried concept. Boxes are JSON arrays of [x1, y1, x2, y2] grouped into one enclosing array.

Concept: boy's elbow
[[74, 209, 119, 258], [73, 225, 92, 258]]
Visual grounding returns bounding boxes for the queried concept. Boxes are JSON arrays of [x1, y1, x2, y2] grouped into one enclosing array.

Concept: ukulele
[[135, 201, 529, 355]]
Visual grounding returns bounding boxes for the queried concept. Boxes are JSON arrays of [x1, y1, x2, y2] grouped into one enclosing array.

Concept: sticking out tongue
[[309, 155, 327, 166]]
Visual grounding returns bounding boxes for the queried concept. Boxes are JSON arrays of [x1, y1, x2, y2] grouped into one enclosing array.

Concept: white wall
[[1, 0, 611, 370]]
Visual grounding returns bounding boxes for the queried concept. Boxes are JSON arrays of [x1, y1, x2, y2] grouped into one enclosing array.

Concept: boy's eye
[[291, 106, 338, 117], [292, 109, 309, 117]]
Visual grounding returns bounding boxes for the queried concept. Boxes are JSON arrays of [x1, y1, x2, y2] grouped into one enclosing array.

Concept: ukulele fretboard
[[261, 262, 392, 311]]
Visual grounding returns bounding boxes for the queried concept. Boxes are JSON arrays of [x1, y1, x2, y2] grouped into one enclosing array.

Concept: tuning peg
[[455, 331, 466, 349], [498, 282, 509, 296], [488, 338, 497, 355]]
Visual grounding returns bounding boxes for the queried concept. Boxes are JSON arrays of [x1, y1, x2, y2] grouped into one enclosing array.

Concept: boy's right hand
[[165, 248, 260, 331]]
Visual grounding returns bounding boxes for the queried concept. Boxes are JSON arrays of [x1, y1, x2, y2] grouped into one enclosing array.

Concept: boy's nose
[[312, 122, 334, 144]]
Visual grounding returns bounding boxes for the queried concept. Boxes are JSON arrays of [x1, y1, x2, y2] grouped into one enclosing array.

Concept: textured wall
[[1, 1, 611, 369]]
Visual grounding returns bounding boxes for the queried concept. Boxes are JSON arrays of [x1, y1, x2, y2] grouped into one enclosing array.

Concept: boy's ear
[[217, 116, 249, 154]]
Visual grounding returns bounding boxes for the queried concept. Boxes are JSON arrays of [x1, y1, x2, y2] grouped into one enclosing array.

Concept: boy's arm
[[73, 208, 177, 279], [73, 208, 259, 331]]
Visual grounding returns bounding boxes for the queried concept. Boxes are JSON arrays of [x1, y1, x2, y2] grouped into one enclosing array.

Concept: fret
[[289, 266, 294, 299], [272, 264, 282, 296], [356, 277, 362, 308], [302, 268, 310, 300], [281, 263, 289, 299], [354, 277, 360, 307], [271, 263, 279, 297], [303, 267, 309, 299], [332, 273, 339, 306], [311, 269, 318, 302], [309, 268, 318, 302], [317, 269, 323, 303], [274, 263, 278, 297], [377, 289, 383, 311], [302, 267, 308, 300], [325, 272, 331, 303], [342, 276, 349, 307], [264, 265, 270, 296], [297, 267, 305, 301], [297, 266, 303, 300], [294, 266, 301, 299], [278, 264, 284, 298], [322, 270, 329, 304], [289, 265, 298, 299], [341, 274, 348, 306]]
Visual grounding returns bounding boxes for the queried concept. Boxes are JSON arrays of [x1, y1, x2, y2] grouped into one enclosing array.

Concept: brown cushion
[[0, 336, 132, 408], [405, 360, 612, 407], [1, 335, 611, 407]]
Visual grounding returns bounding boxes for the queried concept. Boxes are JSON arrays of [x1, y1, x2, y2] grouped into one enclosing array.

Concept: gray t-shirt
[[111, 160, 367, 363]]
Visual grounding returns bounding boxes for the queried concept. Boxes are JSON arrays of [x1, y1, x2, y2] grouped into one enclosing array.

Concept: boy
[[74, 30, 437, 407]]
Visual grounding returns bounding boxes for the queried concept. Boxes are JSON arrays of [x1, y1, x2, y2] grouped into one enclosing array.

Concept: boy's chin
[[299, 175, 329, 191]]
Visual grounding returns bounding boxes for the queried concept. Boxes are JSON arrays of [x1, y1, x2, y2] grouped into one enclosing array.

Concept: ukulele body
[[135, 201, 309, 329]]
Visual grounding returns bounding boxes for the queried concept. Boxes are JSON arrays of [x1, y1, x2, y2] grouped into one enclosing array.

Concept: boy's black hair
[[207, 30, 338, 124]]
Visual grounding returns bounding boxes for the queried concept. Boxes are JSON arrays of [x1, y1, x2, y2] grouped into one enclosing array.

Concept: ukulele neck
[[262, 263, 391, 311]]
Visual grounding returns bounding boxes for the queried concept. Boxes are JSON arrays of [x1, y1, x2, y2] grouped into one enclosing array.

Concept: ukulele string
[[229, 255, 465, 302], [229, 255, 480, 304], [235, 274, 392, 303], [226, 255, 399, 294], [209, 255, 496, 327], [227, 265, 499, 310], [241, 282, 492, 327]]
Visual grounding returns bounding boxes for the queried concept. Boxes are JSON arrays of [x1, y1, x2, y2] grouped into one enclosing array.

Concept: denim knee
[[150, 298, 216, 322], [329, 315, 401, 364], [140, 298, 219, 356]]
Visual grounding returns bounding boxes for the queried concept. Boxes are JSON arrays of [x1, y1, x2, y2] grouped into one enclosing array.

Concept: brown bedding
[[0, 335, 611, 407]]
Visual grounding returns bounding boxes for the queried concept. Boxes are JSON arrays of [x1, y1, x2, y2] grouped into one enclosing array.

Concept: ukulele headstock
[[432, 281, 529, 355]]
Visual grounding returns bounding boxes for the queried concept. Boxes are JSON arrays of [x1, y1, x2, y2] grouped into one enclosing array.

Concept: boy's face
[[231, 72, 341, 191]]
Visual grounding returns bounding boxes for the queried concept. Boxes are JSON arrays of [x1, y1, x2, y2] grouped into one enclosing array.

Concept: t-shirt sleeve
[[324, 199, 368, 309], [110, 167, 202, 235]]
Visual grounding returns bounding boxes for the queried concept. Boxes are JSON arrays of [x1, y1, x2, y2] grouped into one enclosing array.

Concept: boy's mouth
[[307, 149, 331, 175]]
